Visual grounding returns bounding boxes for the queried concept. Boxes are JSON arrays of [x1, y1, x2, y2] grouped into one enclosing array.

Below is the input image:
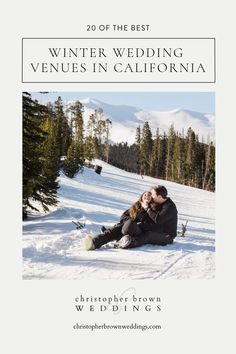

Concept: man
[[117, 185, 178, 249]]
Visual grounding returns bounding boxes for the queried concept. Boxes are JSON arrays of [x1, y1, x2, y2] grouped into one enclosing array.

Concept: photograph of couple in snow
[[23, 92, 215, 280], [83, 186, 177, 251]]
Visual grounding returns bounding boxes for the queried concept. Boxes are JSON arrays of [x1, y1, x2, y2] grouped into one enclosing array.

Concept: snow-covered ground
[[22, 160, 215, 280]]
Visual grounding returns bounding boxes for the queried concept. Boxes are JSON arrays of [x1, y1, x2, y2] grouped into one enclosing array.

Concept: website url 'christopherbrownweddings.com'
[[73, 323, 162, 331]]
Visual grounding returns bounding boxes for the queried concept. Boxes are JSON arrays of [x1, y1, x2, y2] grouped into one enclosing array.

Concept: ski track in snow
[[23, 160, 215, 280]]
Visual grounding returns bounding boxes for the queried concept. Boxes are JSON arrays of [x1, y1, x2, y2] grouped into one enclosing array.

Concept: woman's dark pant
[[93, 220, 143, 248], [121, 219, 142, 237], [92, 223, 123, 249]]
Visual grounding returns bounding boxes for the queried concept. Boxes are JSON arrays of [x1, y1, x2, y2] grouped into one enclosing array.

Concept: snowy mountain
[[23, 160, 215, 280], [77, 98, 215, 144]]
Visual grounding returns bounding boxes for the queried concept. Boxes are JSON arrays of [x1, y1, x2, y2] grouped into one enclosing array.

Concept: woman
[[83, 191, 154, 251]]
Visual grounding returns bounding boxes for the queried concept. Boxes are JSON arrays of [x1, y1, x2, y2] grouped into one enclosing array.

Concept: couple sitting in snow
[[84, 185, 178, 251]]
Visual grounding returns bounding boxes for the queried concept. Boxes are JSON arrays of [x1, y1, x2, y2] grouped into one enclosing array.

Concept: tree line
[[23, 93, 215, 218], [109, 122, 215, 191]]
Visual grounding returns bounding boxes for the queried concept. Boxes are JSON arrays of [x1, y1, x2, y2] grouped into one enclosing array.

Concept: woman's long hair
[[128, 192, 151, 221]]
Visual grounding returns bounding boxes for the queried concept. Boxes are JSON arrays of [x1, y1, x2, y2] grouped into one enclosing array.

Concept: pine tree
[[104, 118, 112, 162], [40, 115, 60, 207], [23, 93, 59, 218], [87, 108, 112, 161], [54, 96, 70, 158], [23, 93, 45, 217], [135, 126, 141, 146], [90, 109, 106, 158], [166, 124, 176, 180], [173, 133, 184, 182], [85, 113, 97, 161], [63, 142, 81, 178], [87, 113, 97, 137], [134, 126, 142, 174], [185, 127, 197, 185], [202, 141, 215, 191], [63, 101, 85, 178], [150, 128, 160, 176], [84, 136, 95, 162], [158, 133, 167, 178], [140, 121, 153, 174], [194, 135, 205, 188], [94, 109, 105, 145]]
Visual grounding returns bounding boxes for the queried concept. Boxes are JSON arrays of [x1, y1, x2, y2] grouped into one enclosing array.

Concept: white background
[[1, 0, 235, 353]]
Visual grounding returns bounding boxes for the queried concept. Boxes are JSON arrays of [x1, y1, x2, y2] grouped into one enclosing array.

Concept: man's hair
[[152, 185, 168, 198]]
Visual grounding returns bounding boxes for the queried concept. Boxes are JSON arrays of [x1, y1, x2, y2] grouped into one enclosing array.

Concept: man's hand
[[148, 201, 157, 210]]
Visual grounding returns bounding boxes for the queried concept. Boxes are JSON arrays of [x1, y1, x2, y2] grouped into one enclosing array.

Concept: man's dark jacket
[[146, 197, 178, 237]]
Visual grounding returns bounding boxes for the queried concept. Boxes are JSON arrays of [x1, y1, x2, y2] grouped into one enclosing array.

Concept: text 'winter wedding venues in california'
[[22, 38, 215, 83]]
